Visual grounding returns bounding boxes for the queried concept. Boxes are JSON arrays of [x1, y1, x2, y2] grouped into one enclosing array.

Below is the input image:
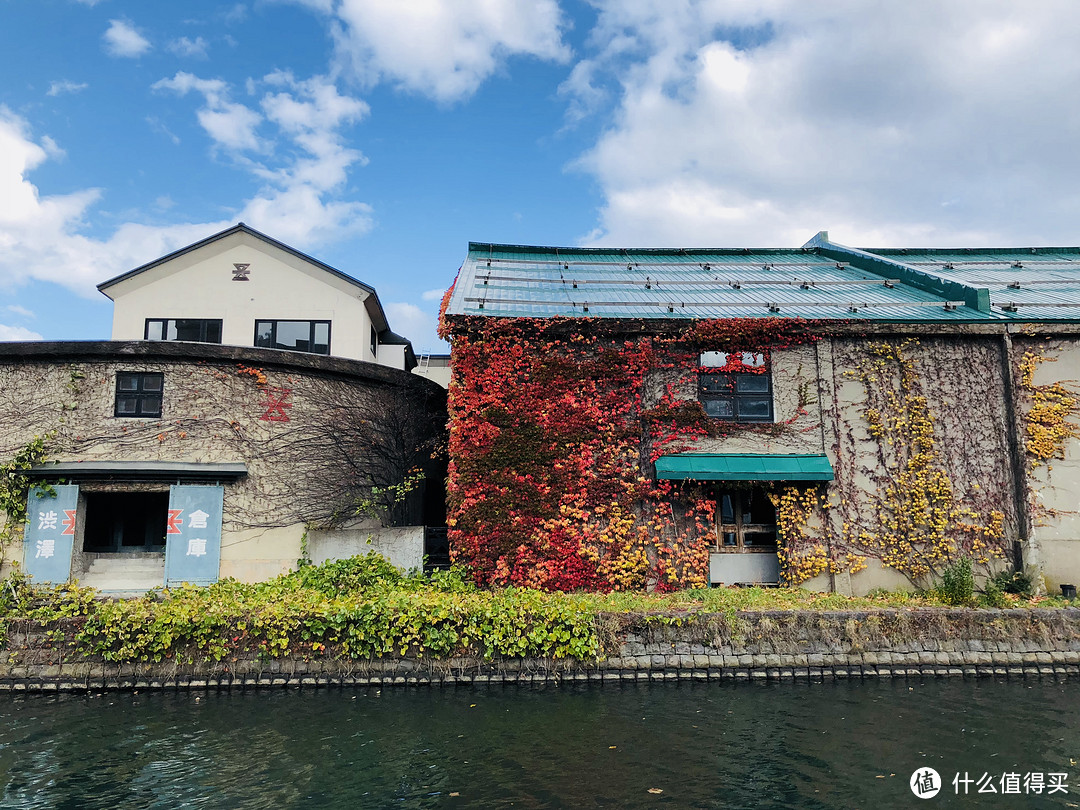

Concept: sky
[[4, 1, 1080, 352]]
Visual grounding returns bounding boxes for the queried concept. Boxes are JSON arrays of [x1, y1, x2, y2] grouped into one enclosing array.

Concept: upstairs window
[[716, 489, 778, 552], [115, 372, 163, 418], [145, 318, 222, 344], [698, 351, 773, 422], [254, 320, 330, 355], [370, 325, 378, 357]]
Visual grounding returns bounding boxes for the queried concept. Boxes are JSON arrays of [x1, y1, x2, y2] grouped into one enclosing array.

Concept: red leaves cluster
[[443, 315, 821, 591]]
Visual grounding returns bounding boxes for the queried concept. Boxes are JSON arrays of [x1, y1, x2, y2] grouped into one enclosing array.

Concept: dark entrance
[[83, 492, 169, 552]]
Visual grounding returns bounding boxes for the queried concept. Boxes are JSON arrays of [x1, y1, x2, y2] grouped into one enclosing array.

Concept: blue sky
[[4, 1, 1080, 351]]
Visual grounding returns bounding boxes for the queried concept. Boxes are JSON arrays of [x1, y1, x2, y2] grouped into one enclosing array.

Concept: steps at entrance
[[79, 554, 166, 594]]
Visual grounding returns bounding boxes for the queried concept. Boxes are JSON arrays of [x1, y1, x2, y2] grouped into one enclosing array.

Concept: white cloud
[[0, 325, 43, 341], [47, 80, 88, 97], [103, 19, 152, 58], [421, 287, 447, 301], [153, 72, 264, 151], [0, 96, 372, 302], [314, 0, 570, 102], [168, 36, 210, 59], [154, 71, 374, 243], [7, 305, 35, 319], [384, 302, 439, 350], [570, 1, 1080, 247]]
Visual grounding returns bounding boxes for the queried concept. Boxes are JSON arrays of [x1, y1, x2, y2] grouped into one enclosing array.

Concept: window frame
[[698, 371, 774, 422], [144, 318, 223, 344], [114, 371, 164, 419], [715, 489, 779, 553], [253, 319, 332, 356]]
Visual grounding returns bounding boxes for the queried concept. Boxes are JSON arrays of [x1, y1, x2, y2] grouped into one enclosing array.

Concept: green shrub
[[989, 567, 1037, 598], [292, 552, 403, 595], [939, 557, 975, 606]]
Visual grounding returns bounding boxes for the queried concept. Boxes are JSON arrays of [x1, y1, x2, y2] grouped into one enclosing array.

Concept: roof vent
[[1002, 302, 1018, 312], [1012, 261, 1024, 269], [942, 262, 954, 270], [1007, 281, 1022, 289], [835, 262, 849, 270], [768, 302, 781, 313], [730, 281, 742, 290], [944, 302, 958, 311], [645, 277, 652, 289], [231, 263, 251, 281], [582, 302, 590, 313], [848, 303, 860, 313], [800, 281, 812, 290], [703, 263, 711, 271]]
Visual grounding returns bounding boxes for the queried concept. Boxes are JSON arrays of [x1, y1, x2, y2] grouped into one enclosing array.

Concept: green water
[[1, 679, 1078, 808]]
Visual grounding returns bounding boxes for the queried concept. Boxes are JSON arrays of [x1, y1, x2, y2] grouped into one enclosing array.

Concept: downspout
[[999, 329, 1032, 573]]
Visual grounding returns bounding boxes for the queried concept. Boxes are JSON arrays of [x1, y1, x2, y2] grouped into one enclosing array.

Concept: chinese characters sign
[[23, 485, 78, 584], [163, 485, 223, 587]]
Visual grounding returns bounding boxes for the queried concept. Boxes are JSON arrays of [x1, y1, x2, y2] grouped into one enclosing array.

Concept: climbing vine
[[1019, 348, 1080, 466], [0, 435, 53, 569], [443, 315, 824, 592], [834, 339, 1007, 583]]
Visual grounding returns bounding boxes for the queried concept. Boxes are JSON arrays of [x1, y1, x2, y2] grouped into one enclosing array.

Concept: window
[[254, 320, 330, 355], [699, 372, 773, 421], [370, 325, 378, 357], [716, 489, 778, 552], [115, 372, 164, 418], [145, 318, 222, 344]]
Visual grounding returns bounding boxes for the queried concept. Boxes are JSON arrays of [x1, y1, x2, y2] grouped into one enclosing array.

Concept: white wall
[[107, 230, 384, 364]]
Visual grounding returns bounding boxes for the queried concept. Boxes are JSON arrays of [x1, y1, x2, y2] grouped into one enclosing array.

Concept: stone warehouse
[[0, 225, 446, 592], [440, 233, 1080, 594]]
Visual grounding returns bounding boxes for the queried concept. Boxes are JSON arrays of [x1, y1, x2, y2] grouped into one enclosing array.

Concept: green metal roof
[[443, 234, 1080, 325], [655, 453, 835, 482]]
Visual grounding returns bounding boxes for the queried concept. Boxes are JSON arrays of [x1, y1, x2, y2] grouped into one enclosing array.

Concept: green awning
[[655, 453, 834, 482]]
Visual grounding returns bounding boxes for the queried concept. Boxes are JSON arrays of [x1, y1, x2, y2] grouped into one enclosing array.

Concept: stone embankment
[[3, 607, 1079, 691]]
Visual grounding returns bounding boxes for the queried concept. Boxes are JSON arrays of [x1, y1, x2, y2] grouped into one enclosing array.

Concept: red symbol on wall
[[166, 509, 184, 534], [261, 387, 293, 422], [61, 510, 77, 536]]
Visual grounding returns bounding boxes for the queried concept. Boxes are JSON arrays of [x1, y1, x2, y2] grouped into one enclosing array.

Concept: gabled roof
[[97, 222, 376, 297], [442, 235, 1080, 324]]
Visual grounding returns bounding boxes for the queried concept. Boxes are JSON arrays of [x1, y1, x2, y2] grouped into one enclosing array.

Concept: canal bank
[[4, 607, 1080, 692]]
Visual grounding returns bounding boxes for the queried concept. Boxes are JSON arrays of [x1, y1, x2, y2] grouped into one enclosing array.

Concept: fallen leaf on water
[[449, 792, 460, 798], [875, 776, 885, 779], [609, 746, 617, 749], [648, 788, 663, 794]]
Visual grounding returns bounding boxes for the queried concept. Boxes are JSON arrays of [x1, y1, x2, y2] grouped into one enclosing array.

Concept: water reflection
[[1, 679, 1078, 808]]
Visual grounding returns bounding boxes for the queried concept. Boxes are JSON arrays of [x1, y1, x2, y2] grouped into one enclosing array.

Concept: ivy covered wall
[[443, 312, 1076, 593]]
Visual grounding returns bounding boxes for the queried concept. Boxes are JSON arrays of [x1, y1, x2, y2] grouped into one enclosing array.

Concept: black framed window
[[254, 320, 331, 355], [699, 372, 773, 422], [145, 318, 222, 344], [115, 372, 164, 418], [716, 490, 778, 552], [370, 325, 378, 357]]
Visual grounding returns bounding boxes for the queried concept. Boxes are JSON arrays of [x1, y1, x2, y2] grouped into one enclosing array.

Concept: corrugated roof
[[444, 237, 1080, 324], [866, 247, 1080, 322], [446, 241, 977, 322]]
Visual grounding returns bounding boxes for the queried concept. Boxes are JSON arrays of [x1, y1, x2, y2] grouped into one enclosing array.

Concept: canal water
[[1, 679, 1078, 809]]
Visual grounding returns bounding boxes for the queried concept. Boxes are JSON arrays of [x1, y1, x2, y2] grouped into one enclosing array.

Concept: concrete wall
[[308, 525, 425, 572], [106, 229, 396, 367], [1014, 337, 1080, 593]]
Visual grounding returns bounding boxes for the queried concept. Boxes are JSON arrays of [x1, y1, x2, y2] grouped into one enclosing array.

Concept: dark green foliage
[[939, 557, 975, 606], [989, 567, 1037, 598]]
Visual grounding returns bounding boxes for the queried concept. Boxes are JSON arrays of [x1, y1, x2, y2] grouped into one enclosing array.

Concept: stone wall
[[4, 608, 1079, 692]]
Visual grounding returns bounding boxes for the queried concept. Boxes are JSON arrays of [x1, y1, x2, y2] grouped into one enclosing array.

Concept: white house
[[98, 222, 416, 370]]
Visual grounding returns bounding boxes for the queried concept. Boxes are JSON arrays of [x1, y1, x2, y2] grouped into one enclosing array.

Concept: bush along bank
[[2, 555, 1080, 690]]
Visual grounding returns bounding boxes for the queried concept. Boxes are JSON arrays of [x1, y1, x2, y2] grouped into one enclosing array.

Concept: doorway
[[82, 492, 169, 552]]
